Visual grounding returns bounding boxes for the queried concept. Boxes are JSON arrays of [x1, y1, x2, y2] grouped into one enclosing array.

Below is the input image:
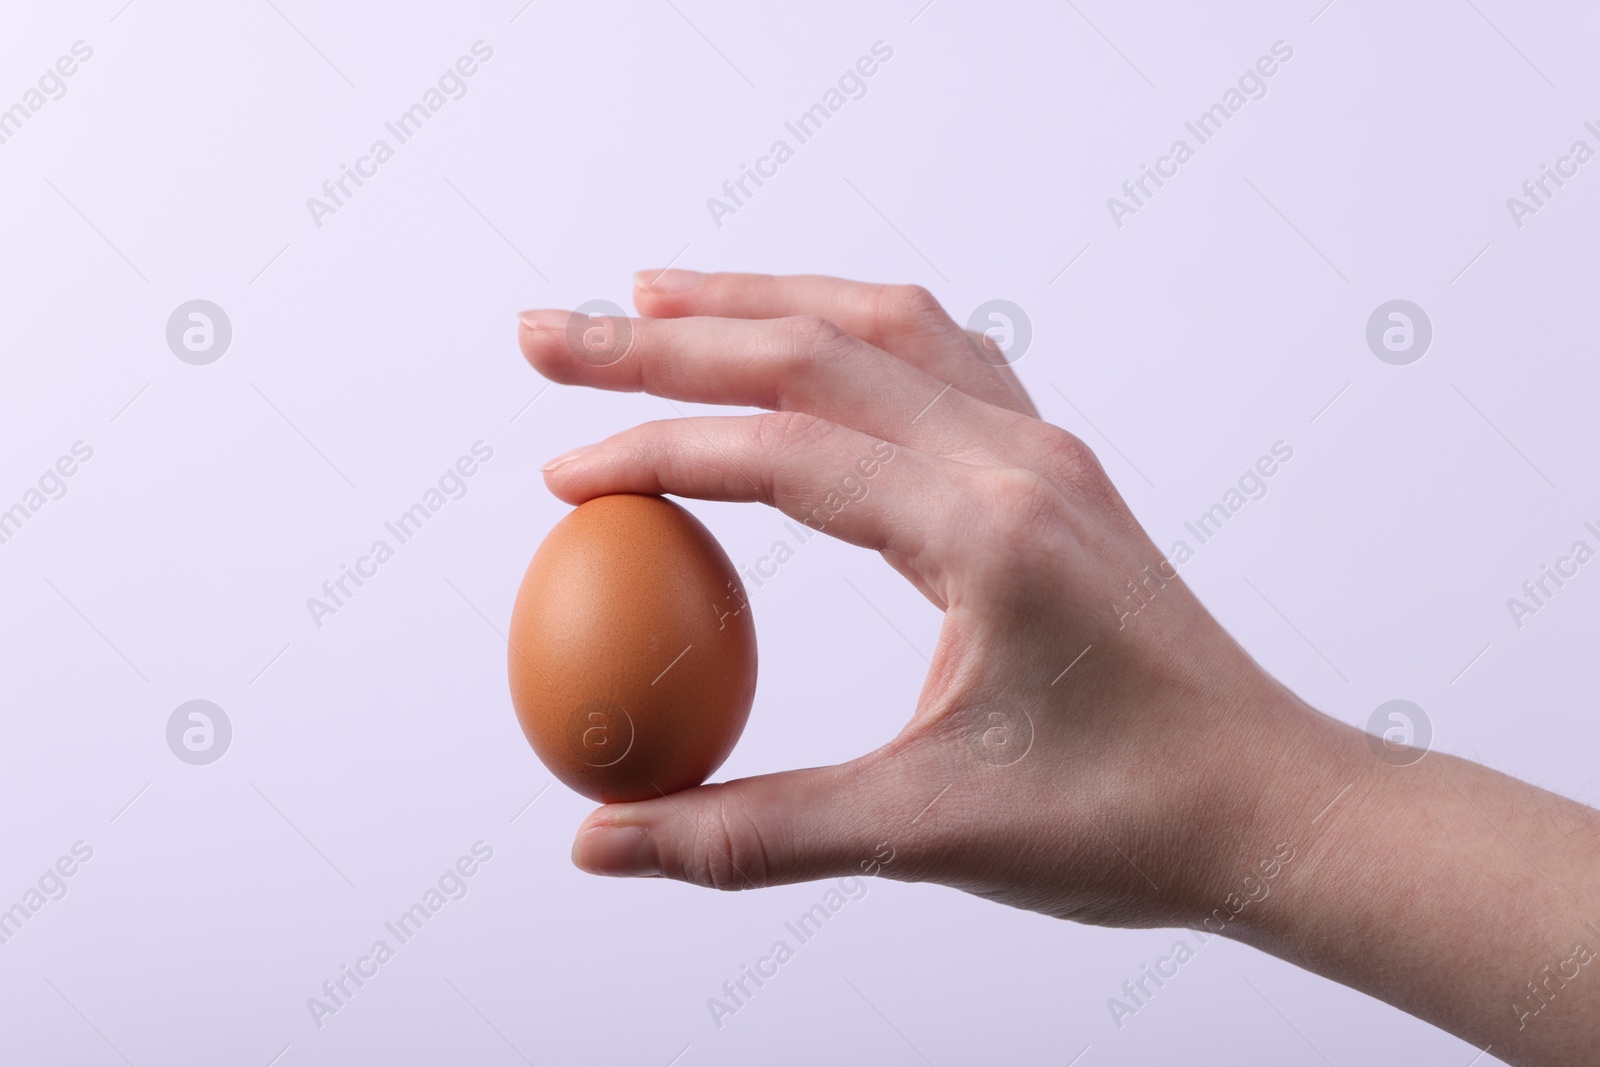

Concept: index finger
[[632, 270, 1039, 417], [543, 412, 972, 594]]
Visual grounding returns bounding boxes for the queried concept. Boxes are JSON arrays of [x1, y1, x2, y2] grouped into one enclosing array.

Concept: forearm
[[1221, 709, 1600, 1065]]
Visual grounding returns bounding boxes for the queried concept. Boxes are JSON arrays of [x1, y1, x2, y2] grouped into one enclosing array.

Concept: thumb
[[571, 761, 896, 889]]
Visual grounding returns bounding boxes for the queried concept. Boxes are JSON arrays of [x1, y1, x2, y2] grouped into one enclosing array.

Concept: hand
[[518, 271, 1600, 1065], [517, 269, 1327, 927]]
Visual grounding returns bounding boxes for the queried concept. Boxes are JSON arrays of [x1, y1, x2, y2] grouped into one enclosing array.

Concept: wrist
[[1173, 684, 1376, 938], [1193, 704, 1600, 1061]]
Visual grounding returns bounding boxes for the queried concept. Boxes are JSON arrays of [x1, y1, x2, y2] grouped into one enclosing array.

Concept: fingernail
[[635, 268, 704, 293], [574, 824, 661, 877], [541, 445, 593, 472], [518, 308, 570, 331]]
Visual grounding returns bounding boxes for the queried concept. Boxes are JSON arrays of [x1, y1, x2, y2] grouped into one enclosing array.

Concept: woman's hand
[[518, 271, 1600, 1065], [517, 270, 1337, 927]]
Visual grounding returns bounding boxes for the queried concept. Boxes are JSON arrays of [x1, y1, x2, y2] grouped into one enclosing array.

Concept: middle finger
[[519, 308, 1033, 467]]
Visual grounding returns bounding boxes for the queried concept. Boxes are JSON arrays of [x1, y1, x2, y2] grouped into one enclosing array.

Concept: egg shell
[[508, 494, 757, 803]]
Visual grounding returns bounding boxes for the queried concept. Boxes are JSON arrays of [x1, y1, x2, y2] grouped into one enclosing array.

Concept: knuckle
[[1030, 425, 1109, 493], [974, 467, 1067, 551], [754, 410, 834, 457], [685, 806, 772, 891], [783, 314, 849, 354], [877, 284, 947, 334], [773, 316, 855, 406]]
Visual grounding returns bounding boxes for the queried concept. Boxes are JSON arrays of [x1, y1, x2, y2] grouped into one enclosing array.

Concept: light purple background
[[2, 0, 1595, 1063]]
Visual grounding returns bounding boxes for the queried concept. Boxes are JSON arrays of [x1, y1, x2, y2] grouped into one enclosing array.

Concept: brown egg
[[508, 494, 757, 803]]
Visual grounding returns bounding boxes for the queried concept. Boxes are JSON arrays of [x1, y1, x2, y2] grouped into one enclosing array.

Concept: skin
[[517, 270, 1600, 1064]]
